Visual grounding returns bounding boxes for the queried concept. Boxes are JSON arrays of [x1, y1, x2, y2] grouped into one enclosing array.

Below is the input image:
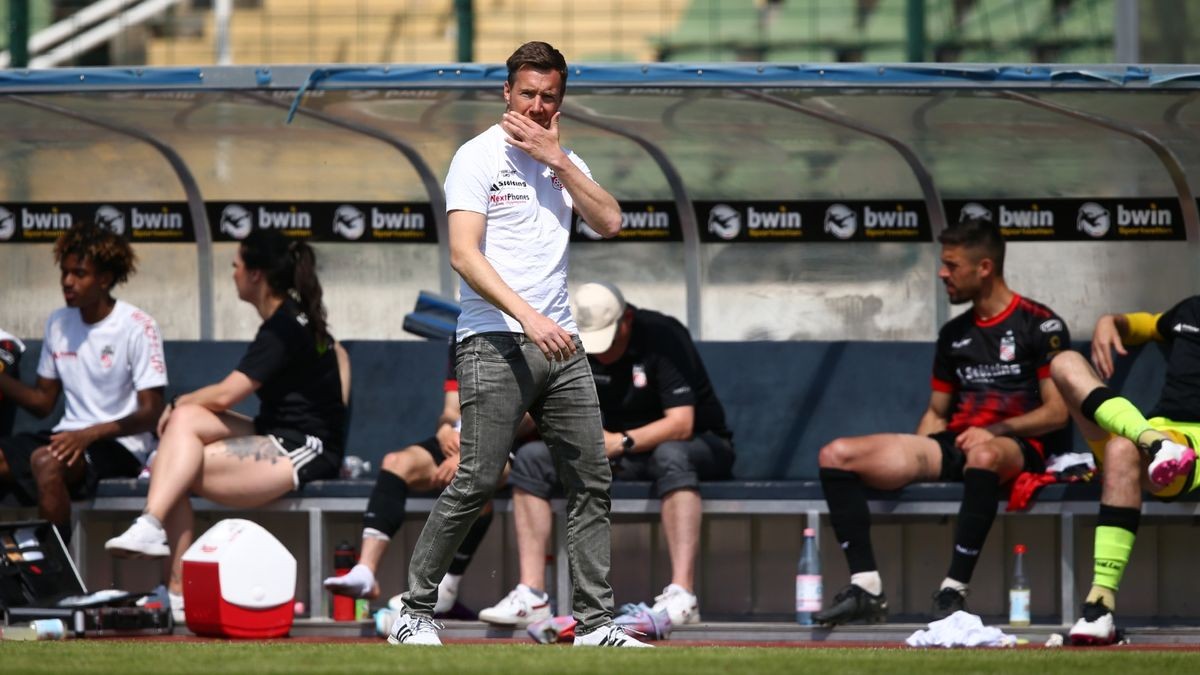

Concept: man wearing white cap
[[480, 281, 734, 628]]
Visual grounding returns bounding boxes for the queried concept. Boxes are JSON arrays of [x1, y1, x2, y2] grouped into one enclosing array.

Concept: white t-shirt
[[444, 124, 592, 341], [37, 300, 168, 461]]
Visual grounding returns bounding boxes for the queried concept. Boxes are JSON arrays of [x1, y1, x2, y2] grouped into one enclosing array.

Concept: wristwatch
[[621, 433, 636, 454]]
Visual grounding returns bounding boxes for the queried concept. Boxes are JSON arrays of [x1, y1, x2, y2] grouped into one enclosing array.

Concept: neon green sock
[[1092, 525, 1137, 593], [1093, 397, 1162, 449]]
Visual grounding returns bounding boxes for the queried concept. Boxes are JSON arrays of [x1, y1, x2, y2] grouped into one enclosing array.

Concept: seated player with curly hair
[[0, 222, 167, 542]]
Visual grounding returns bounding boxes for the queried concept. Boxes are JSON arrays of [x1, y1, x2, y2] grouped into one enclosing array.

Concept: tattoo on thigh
[[916, 452, 930, 478], [222, 437, 279, 464]]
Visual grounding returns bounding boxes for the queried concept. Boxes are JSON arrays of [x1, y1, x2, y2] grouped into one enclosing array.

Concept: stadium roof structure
[[4, 62, 1200, 338]]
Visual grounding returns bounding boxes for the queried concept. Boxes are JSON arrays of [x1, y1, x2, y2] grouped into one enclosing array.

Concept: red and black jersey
[[932, 294, 1070, 452]]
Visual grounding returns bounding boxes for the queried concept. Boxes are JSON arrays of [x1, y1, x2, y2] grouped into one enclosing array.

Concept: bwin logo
[[824, 204, 857, 240], [220, 204, 253, 240], [574, 216, 604, 241], [333, 205, 366, 241], [1077, 202, 1110, 238], [0, 206, 13, 241], [95, 205, 126, 236], [708, 204, 741, 240], [959, 202, 993, 223]]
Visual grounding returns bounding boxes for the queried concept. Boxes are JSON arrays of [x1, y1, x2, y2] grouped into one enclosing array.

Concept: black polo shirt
[[588, 307, 729, 439]]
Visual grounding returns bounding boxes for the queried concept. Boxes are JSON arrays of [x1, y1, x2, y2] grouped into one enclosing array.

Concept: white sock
[[323, 563, 376, 598], [139, 513, 164, 531], [434, 574, 462, 614], [518, 583, 548, 599], [850, 571, 882, 596], [940, 577, 968, 593]]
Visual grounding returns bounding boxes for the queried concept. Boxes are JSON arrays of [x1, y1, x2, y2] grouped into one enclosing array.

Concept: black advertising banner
[[944, 198, 1184, 241], [0, 202, 195, 243], [694, 200, 931, 243], [571, 201, 681, 242], [208, 202, 438, 243]]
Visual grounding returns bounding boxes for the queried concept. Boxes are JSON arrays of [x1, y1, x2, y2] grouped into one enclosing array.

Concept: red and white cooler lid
[[182, 518, 295, 609]]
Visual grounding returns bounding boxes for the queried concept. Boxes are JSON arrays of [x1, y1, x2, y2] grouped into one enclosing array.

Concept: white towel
[[905, 610, 1017, 648]]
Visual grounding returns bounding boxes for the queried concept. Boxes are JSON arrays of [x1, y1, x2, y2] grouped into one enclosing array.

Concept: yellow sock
[[1092, 525, 1136, 596], [1093, 398, 1161, 450]]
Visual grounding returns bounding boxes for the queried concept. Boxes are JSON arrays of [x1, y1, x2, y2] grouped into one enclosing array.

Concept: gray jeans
[[401, 333, 614, 631]]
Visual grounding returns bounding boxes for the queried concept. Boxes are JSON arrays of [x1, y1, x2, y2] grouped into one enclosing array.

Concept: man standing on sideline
[[814, 218, 1070, 625], [480, 281, 733, 628], [388, 41, 649, 648]]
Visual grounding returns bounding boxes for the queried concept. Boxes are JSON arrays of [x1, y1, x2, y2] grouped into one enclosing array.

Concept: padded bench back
[[6, 338, 1171, 480]]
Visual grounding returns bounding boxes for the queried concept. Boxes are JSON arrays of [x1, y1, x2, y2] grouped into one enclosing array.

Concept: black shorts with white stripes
[[265, 428, 340, 488]]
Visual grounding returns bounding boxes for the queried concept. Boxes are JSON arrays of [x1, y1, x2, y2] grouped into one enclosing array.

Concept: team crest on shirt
[[632, 364, 648, 389], [548, 170, 564, 191], [999, 334, 1016, 363], [100, 345, 115, 369]]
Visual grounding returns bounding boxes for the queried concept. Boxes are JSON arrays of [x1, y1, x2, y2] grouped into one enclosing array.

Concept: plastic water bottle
[[796, 527, 822, 625], [332, 541, 357, 621], [340, 455, 371, 479], [1009, 543, 1030, 626]]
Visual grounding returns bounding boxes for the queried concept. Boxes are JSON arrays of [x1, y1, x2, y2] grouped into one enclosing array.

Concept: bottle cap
[[803, 528, 815, 537], [1014, 544, 1027, 554]]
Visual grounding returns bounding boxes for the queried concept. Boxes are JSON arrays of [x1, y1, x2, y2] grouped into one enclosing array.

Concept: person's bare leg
[[661, 488, 701, 591], [30, 446, 83, 536], [163, 498, 193, 596], [144, 406, 253, 521], [513, 488, 552, 591]]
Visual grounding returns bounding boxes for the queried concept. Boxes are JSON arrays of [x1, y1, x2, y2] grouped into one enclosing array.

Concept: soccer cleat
[[1069, 601, 1118, 646], [1147, 439, 1196, 488], [527, 615, 579, 644], [104, 515, 169, 558], [387, 611, 443, 646], [650, 583, 700, 625], [931, 587, 967, 620], [572, 623, 654, 648], [813, 584, 888, 626], [478, 584, 552, 627]]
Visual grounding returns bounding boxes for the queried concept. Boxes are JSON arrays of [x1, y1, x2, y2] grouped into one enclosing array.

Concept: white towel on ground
[[905, 610, 1017, 648]]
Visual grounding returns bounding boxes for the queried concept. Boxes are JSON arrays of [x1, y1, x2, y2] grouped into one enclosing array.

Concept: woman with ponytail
[[105, 229, 348, 618]]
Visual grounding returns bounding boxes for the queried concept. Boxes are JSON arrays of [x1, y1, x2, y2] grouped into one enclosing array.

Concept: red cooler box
[[181, 518, 296, 638]]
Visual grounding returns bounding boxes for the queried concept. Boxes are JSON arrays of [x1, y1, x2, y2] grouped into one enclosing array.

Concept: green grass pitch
[[1, 643, 1199, 674]]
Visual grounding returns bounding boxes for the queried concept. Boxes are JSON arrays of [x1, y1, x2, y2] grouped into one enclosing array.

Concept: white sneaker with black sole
[[573, 623, 653, 648], [387, 611, 443, 646], [104, 515, 169, 558], [478, 584, 551, 627]]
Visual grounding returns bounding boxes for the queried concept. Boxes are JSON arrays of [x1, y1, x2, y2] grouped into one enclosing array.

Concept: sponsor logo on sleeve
[[1039, 319, 1064, 333]]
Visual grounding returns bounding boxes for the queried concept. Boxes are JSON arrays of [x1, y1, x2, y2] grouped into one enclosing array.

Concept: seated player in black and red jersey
[[814, 217, 1071, 625]]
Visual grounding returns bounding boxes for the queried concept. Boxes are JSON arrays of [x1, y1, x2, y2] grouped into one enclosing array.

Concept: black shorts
[[0, 430, 142, 505], [264, 429, 340, 488], [928, 429, 1045, 482], [413, 435, 446, 465]]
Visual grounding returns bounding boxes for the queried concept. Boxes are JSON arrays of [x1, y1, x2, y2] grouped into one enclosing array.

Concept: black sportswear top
[[1152, 295, 1200, 421], [588, 307, 730, 440], [237, 298, 347, 456]]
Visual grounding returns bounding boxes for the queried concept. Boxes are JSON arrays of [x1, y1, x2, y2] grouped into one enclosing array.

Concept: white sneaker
[[104, 515, 169, 558], [573, 623, 654, 648], [1069, 601, 1118, 646], [651, 583, 700, 625], [478, 584, 551, 627], [1148, 439, 1196, 488], [386, 611, 443, 646]]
